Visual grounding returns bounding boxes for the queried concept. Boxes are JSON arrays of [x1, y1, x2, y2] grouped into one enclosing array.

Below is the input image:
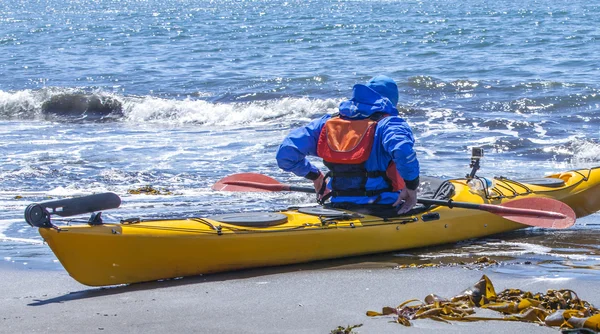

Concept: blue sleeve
[[276, 114, 330, 178], [379, 117, 420, 181]]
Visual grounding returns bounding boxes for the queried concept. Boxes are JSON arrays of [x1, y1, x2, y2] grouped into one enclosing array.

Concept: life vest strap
[[329, 171, 388, 178], [331, 187, 394, 198]]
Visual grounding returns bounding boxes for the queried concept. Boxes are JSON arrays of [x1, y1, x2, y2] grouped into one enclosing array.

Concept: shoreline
[[2, 262, 598, 333]]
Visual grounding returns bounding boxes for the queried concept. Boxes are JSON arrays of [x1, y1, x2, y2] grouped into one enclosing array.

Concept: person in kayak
[[276, 75, 420, 215]]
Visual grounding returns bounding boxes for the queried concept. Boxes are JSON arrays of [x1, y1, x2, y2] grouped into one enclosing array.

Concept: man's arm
[[380, 117, 420, 213], [380, 117, 420, 184], [276, 114, 330, 179]]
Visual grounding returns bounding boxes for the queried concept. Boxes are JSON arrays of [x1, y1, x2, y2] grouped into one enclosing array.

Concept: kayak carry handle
[[24, 192, 121, 228]]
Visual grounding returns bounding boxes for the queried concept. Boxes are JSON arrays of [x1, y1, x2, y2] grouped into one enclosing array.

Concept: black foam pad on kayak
[[207, 212, 288, 227], [25, 192, 121, 227], [36, 192, 121, 217], [518, 178, 565, 188]]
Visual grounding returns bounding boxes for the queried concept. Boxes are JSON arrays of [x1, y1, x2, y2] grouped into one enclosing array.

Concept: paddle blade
[[213, 173, 288, 192], [500, 198, 576, 229]]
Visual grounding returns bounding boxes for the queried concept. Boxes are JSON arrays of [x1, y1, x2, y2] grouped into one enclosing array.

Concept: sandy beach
[[2, 260, 597, 334]]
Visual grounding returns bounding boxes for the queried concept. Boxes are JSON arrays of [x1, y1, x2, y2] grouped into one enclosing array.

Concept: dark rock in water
[[42, 94, 123, 121]]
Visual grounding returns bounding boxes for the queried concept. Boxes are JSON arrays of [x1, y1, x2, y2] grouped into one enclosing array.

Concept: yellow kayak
[[25, 167, 600, 286]]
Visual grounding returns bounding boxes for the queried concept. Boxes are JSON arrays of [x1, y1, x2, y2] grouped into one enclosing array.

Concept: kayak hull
[[38, 167, 600, 286]]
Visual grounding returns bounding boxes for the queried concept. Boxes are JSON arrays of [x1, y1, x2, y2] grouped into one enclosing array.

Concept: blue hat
[[366, 75, 399, 106]]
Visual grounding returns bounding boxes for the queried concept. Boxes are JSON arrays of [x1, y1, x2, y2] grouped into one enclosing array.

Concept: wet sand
[[2, 262, 598, 334]]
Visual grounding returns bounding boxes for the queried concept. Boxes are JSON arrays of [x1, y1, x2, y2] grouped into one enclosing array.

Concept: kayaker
[[276, 75, 420, 215]]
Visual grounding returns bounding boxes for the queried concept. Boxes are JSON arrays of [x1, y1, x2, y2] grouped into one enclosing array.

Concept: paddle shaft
[[417, 198, 567, 219], [222, 180, 315, 193], [219, 180, 567, 219]]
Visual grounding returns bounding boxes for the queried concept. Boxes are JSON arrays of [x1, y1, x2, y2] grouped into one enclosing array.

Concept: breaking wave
[[0, 88, 340, 125]]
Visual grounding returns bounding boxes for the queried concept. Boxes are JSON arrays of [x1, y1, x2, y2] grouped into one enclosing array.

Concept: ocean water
[[1, 0, 599, 280]]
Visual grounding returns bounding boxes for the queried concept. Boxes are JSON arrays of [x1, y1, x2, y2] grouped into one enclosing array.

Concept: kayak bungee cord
[[491, 167, 594, 199]]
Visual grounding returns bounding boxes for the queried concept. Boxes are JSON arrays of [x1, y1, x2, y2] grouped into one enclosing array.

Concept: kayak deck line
[[482, 167, 598, 199], [25, 166, 600, 286], [62, 214, 422, 236]]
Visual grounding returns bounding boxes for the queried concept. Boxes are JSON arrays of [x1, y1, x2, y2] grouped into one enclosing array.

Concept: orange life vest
[[316, 114, 405, 197]]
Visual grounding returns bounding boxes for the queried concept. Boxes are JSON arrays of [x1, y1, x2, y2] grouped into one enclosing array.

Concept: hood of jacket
[[338, 84, 399, 119]]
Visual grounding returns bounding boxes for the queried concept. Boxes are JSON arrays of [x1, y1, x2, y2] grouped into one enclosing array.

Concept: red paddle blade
[[212, 173, 287, 192], [499, 197, 576, 229]]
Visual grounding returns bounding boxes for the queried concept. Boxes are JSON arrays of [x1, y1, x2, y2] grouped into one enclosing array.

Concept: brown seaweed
[[367, 275, 600, 332]]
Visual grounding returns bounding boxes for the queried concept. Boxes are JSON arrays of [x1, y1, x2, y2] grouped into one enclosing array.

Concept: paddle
[[213, 173, 576, 229]]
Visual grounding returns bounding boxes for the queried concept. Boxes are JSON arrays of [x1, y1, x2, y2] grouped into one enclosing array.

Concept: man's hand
[[393, 188, 417, 214], [313, 172, 331, 201]]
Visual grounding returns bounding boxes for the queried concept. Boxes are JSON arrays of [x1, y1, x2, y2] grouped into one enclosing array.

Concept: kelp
[[127, 185, 173, 195], [330, 324, 362, 334], [367, 275, 600, 332], [394, 256, 500, 270]]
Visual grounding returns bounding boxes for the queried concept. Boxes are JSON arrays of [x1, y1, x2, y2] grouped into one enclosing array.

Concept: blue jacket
[[276, 84, 419, 204]]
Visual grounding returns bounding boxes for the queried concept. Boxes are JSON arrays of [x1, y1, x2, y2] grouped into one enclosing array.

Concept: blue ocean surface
[[1, 0, 599, 279]]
